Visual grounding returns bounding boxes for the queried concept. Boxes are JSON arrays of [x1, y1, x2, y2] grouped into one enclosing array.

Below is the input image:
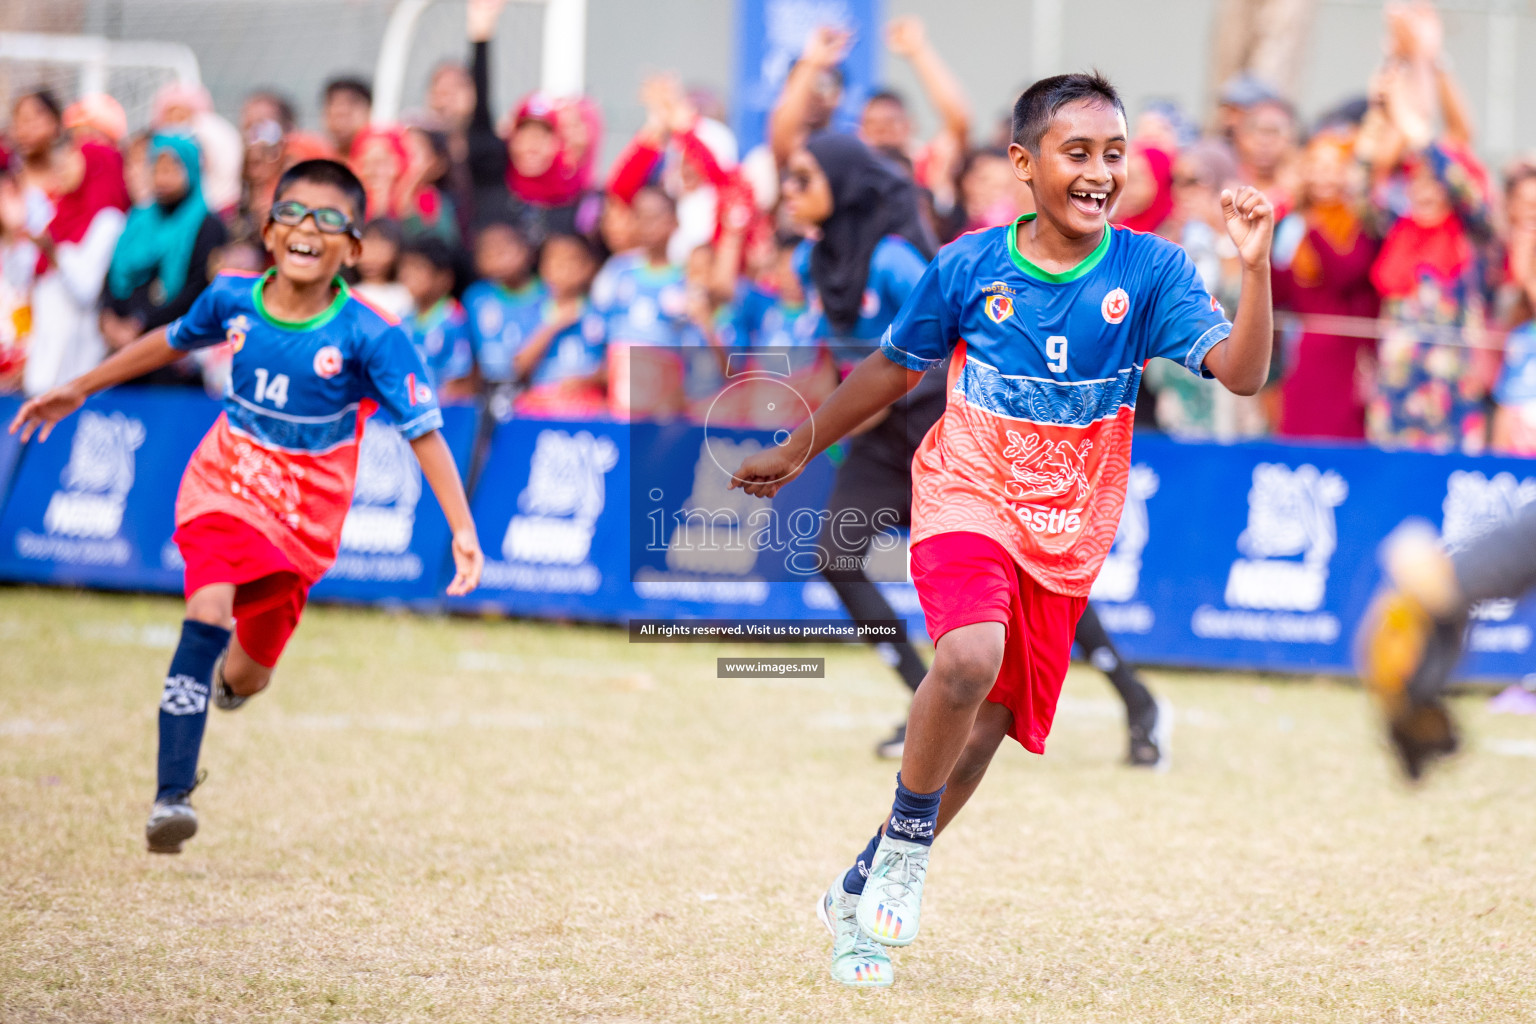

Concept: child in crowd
[[397, 236, 475, 402], [512, 232, 607, 416], [462, 216, 545, 388], [351, 218, 414, 322], [10, 159, 483, 853]]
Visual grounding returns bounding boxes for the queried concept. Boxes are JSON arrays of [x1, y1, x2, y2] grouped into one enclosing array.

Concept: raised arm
[[1201, 186, 1274, 396], [465, 0, 510, 190], [885, 16, 970, 145], [410, 430, 483, 595], [9, 327, 182, 441], [731, 351, 920, 497], [768, 27, 849, 167]]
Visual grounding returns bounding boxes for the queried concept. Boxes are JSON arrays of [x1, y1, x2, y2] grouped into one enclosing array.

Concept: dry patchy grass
[[2, 588, 1535, 1023]]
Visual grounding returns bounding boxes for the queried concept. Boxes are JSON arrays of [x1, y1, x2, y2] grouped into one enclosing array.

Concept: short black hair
[[16, 88, 62, 122], [866, 89, 907, 112], [473, 212, 531, 248], [400, 235, 457, 273], [273, 158, 368, 227], [541, 231, 600, 265], [323, 76, 373, 107], [361, 217, 403, 246], [1011, 72, 1125, 155]]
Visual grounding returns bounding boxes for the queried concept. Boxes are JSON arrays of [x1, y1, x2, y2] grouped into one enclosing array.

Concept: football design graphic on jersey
[[985, 294, 1014, 323]]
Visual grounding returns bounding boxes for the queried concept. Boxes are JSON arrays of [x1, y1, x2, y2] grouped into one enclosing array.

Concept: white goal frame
[[0, 30, 202, 96], [372, 0, 587, 124]]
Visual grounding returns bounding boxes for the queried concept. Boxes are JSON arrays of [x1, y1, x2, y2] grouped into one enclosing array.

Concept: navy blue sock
[[842, 829, 884, 895], [886, 773, 944, 847], [155, 620, 230, 801]]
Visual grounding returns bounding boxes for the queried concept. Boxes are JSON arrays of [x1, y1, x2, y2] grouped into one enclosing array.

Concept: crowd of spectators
[[2, 0, 1535, 455]]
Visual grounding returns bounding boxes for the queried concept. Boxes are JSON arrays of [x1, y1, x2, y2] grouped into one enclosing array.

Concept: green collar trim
[[1007, 213, 1111, 283], [253, 269, 350, 331]]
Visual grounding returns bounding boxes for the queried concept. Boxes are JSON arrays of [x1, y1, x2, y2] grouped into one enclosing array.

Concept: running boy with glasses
[[11, 159, 485, 854], [733, 73, 1274, 987]]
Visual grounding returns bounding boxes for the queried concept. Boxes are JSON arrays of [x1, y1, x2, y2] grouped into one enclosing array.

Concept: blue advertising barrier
[[1088, 434, 1536, 679], [733, 0, 882, 152], [0, 395, 22, 506], [1, 390, 1533, 680], [0, 388, 219, 592], [309, 405, 477, 605]]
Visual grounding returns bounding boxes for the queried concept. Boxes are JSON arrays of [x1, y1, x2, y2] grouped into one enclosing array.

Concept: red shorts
[[910, 531, 1087, 754], [174, 512, 311, 668]]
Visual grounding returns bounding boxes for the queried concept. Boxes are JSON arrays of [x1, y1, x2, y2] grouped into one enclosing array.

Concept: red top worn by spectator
[[1273, 202, 1381, 439], [40, 141, 130, 275]]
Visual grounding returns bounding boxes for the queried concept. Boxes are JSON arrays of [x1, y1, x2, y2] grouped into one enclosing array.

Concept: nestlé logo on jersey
[[1102, 287, 1130, 325]]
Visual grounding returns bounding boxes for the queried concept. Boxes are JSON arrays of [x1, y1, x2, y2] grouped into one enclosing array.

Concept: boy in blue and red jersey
[[11, 160, 484, 854], [734, 74, 1275, 987]]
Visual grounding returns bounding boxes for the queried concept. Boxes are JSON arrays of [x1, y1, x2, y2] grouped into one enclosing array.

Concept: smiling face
[[1011, 98, 1127, 240], [262, 179, 362, 287]]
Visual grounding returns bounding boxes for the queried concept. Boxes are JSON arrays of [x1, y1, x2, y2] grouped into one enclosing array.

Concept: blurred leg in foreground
[[1358, 503, 1536, 779]]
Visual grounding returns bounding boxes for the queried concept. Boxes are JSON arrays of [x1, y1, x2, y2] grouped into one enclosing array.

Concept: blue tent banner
[[0, 388, 219, 593]]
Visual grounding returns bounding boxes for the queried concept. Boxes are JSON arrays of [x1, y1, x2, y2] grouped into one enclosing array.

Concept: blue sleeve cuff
[[880, 326, 943, 372], [165, 319, 193, 351], [395, 407, 445, 440], [1184, 322, 1232, 379]]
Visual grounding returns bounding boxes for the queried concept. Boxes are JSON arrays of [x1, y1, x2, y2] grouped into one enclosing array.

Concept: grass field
[[3, 587, 1536, 1023]]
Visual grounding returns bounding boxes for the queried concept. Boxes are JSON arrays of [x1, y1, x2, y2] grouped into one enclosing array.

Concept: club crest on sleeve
[[1102, 287, 1130, 325], [985, 294, 1014, 324], [861, 289, 880, 319], [406, 372, 433, 407], [313, 345, 343, 379], [224, 315, 250, 352], [1211, 294, 1224, 316]]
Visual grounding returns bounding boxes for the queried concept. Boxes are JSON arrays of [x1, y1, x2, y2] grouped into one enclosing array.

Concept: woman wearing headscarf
[[463, 0, 601, 241], [1111, 140, 1175, 236], [782, 131, 942, 758], [349, 126, 460, 246], [101, 133, 227, 387], [21, 138, 128, 395], [150, 82, 244, 219]]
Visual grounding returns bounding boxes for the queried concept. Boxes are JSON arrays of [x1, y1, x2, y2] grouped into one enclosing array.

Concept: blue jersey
[[463, 278, 547, 384], [166, 269, 441, 580], [408, 297, 474, 389], [795, 235, 928, 348], [590, 252, 700, 348], [883, 216, 1230, 596], [527, 301, 609, 387]]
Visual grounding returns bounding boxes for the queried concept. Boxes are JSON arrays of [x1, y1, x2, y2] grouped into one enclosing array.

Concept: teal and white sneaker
[[855, 835, 930, 946], [818, 874, 892, 988]]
